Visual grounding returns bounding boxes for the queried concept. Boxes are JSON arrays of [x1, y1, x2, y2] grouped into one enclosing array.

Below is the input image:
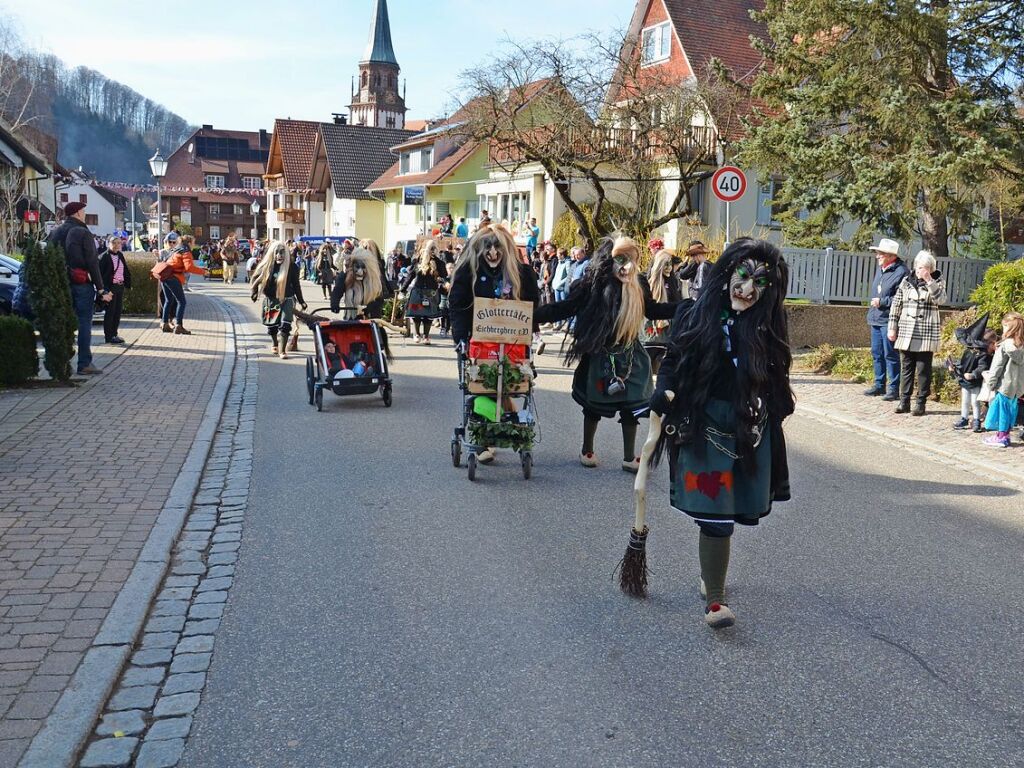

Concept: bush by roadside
[[22, 238, 75, 382], [969, 259, 1024, 317], [123, 254, 159, 316], [0, 315, 38, 385]]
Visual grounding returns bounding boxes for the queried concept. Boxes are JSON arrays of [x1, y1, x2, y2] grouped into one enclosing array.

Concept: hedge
[[969, 259, 1024, 320], [123, 254, 160, 316], [0, 315, 38, 385], [22, 238, 75, 382]]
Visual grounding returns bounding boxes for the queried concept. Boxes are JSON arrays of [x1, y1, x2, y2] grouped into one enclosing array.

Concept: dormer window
[[399, 147, 434, 175], [641, 21, 671, 65]]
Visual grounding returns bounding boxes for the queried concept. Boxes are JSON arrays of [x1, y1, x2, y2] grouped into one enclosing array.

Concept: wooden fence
[[781, 248, 996, 307]]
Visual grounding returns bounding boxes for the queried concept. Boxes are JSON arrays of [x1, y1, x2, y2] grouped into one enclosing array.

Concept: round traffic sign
[[712, 166, 747, 203]]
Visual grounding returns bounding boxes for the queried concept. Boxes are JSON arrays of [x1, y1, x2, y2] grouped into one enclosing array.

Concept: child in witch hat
[[946, 312, 997, 433]]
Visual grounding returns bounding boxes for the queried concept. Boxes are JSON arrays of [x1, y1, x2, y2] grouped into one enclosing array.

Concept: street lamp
[[250, 198, 260, 240], [148, 150, 167, 244]]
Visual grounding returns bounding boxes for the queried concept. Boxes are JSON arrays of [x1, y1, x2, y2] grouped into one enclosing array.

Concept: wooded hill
[[3, 35, 194, 183]]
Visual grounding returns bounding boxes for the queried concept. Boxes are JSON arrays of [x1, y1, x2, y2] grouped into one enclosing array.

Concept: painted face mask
[[613, 254, 635, 283], [729, 259, 771, 312], [354, 264, 366, 281], [480, 236, 502, 268]]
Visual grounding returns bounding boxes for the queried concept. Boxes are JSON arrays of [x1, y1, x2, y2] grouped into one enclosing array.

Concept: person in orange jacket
[[160, 236, 205, 334]]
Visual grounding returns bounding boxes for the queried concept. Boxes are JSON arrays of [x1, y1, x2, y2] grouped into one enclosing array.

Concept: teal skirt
[[670, 399, 772, 525], [571, 341, 653, 419]]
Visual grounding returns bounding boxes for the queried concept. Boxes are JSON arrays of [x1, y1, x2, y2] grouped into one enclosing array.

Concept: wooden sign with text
[[472, 298, 534, 346]]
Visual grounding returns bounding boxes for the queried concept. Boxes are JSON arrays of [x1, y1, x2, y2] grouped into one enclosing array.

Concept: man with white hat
[[865, 237, 909, 400]]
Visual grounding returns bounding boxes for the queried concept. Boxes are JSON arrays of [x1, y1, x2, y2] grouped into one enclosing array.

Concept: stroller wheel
[[521, 451, 533, 480], [451, 437, 462, 468], [467, 453, 477, 481], [315, 386, 323, 412], [382, 385, 393, 408], [306, 358, 315, 405]]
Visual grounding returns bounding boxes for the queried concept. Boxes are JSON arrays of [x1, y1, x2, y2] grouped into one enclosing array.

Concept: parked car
[[0, 254, 22, 315]]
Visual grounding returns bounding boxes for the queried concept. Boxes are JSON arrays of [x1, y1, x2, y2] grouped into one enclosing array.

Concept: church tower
[[349, 0, 407, 129]]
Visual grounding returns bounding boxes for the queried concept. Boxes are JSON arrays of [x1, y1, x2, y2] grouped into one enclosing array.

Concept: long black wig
[[659, 238, 794, 468], [562, 237, 648, 366]]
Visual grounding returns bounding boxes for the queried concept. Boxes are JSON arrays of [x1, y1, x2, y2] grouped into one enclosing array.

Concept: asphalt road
[[182, 288, 1024, 768]]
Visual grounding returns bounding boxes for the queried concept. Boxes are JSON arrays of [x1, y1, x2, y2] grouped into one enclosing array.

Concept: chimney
[[258, 128, 269, 147], [332, 113, 348, 125], [202, 124, 213, 130]]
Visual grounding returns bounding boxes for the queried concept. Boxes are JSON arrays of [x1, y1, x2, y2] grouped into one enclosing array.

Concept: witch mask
[[729, 259, 771, 312], [613, 254, 636, 283], [479, 235, 503, 268]]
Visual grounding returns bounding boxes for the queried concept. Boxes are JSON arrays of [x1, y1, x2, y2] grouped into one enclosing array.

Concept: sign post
[[403, 186, 427, 237], [711, 166, 747, 247]]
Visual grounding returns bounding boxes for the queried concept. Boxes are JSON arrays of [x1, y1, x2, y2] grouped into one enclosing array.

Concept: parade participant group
[[85, 220, 1020, 632]]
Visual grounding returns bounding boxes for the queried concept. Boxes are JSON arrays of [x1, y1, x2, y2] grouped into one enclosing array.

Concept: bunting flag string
[[89, 180, 318, 195]]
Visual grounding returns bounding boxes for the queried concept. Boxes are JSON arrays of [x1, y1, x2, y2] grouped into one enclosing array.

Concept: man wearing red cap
[[47, 202, 112, 374]]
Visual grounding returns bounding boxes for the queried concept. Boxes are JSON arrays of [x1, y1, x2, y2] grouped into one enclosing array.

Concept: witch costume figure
[[330, 245, 386, 320], [650, 238, 794, 630], [641, 248, 684, 375], [449, 224, 541, 464], [535, 236, 677, 472], [250, 240, 307, 360]]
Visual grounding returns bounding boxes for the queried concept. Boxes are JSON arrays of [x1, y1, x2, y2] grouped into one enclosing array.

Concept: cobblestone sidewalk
[[0, 295, 229, 766], [793, 372, 1024, 489], [76, 300, 257, 768]]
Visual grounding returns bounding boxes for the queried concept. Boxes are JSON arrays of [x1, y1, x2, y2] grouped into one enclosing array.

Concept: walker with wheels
[[451, 340, 538, 481]]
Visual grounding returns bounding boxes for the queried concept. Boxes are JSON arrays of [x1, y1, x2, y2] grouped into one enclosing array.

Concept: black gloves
[[649, 388, 673, 416]]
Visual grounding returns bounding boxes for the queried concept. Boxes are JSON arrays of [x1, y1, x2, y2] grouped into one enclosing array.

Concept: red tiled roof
[[366, 141, 480, 192], [663, 0, 766, 85], [405, 119, 428, 132], [270, 119, 319, 188]]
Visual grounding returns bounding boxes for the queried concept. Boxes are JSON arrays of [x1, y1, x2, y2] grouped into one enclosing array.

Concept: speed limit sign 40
[[712, 166, 747, 203]]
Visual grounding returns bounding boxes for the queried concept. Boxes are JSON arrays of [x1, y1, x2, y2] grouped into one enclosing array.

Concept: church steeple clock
[[349, 0, 407, 129]]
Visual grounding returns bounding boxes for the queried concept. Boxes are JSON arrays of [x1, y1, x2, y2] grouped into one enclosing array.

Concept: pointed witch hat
[[955, 312, 990, 349]]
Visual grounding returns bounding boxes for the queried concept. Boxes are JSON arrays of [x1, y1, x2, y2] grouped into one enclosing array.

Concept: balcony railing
[[274, 208, 305, 224]]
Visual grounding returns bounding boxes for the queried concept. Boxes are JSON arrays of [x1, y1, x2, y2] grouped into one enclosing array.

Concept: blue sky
[[3, 0, 631, 130]]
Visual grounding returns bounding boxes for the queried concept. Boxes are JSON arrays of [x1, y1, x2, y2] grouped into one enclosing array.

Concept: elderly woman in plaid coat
[[888, 250, 947, 416]]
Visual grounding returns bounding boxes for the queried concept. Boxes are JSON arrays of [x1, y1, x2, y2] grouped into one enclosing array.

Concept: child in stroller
[[324, 339, 377, 383]]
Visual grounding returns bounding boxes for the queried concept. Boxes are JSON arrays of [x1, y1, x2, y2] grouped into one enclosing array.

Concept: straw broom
[[618, 391, 674, 598]]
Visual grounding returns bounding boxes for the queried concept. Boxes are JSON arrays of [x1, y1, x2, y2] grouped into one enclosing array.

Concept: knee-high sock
[[621, 419, 638, 461], [699, 532, 731, 605], [582, 415, 600, 454]]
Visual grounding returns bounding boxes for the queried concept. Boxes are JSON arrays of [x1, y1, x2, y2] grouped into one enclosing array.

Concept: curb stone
[[797, 401, 1024, 491], [17, 301, 239, 768]]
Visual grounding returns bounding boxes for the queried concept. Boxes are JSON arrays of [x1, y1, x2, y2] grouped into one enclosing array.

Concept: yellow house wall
[[354, 199, 387, 246]]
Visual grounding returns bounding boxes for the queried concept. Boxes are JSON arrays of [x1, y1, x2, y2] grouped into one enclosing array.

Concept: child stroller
[[451, 341, 538, 481], [303, 308, 393, 412]]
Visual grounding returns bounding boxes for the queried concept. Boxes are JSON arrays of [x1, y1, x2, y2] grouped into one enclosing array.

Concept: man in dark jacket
[[865, 238, 909, 400], [47, 202, 112, 374]]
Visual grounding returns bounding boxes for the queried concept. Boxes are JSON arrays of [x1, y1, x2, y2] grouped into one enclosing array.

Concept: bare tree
[[456, 31, 742, 252], [0, 20, 39, 252]]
